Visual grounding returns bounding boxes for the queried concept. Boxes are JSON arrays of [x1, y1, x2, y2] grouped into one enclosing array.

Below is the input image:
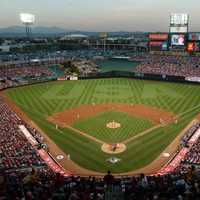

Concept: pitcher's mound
[[106, 121, 121, 129], [101, 143, 126, 154]]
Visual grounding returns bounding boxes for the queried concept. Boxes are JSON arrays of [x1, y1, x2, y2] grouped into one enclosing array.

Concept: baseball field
[[4, 78, 200, 174]]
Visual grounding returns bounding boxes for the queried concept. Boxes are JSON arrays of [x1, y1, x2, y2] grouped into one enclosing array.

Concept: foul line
[[122, 124, 163, 144], [122, 103, 200, 145], [177, 104, 200, 118], [65, 125, 104, 145]]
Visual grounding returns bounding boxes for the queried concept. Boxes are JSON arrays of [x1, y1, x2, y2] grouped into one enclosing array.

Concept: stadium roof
[[60, 34, 88, 40]]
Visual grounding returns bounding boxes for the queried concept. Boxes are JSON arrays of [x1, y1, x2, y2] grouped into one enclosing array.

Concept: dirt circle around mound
[[101, 143, 126, 154], [106, 121, 121, 129]]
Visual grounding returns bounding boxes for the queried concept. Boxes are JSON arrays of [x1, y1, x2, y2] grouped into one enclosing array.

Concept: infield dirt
[[48, 103, 176, 127]]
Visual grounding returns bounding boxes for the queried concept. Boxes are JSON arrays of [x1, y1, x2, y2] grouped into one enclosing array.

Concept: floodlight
[[20, 13, 35, 39], [20, 13, 35, 24]]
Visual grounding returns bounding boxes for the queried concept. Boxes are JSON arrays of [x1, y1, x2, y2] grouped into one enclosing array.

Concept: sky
[[0, 0, 199, 32]]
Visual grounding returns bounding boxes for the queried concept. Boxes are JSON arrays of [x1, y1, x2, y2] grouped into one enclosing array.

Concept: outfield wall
[[1, 71, 200, 93], [79, 71, 187, 83]]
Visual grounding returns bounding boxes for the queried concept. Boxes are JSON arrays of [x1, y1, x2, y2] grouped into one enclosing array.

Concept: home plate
[[107, 157, 121, 164]]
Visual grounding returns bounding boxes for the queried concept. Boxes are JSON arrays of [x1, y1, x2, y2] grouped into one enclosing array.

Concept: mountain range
[[0, 26, 77, 37], [0, 26, 145, 37]]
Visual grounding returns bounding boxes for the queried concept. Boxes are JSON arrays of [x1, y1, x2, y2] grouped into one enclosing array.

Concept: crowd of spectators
[[183, 138, 200, 165], [0, 80, 13, 90], [0, 97, 46, 171], [0, 65, 55, 90], [0, 66, 53, 80], [181, 123, 200, 147], [2, 166, 200, 199], [0, 65, 54, 82], [134, 54, 200, 77], [0, 50, 133, 63]]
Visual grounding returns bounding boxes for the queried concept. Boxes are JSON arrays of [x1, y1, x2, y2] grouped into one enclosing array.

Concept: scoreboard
[[170, 13, 189, 33], [170, 13, 189, 25]]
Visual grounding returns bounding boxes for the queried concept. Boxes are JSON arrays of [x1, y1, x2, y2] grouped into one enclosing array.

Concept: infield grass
[[73, 110, 154, 143]]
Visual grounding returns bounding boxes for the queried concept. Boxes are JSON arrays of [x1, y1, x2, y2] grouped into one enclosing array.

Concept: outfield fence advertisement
[[185, 77, 200, 83]]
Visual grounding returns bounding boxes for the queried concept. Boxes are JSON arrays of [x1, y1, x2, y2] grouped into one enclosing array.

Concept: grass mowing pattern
[[73, 110, 154, 143], [5, 78, 200, 173]]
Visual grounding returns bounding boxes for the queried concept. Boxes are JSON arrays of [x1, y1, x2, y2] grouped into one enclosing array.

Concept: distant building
[[60, 34, 88, 41], [0, 45, 10, 52]]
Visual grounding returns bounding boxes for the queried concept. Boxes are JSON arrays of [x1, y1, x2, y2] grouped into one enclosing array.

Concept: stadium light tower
[[100, 32, 108, 53], [20, 13, 35, 39]]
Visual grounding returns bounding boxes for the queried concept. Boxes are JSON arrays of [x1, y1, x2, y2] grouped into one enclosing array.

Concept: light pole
[[20, 13, 35, 40]]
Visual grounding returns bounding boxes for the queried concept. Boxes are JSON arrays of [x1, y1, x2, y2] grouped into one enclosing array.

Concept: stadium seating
[[0, 97, 46, 171], [0, 65, 55, 90], [134, 54, 200, 77]]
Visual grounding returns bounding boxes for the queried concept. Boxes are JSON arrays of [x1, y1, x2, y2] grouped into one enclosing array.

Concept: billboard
[[170, 27, 188, 33], [187, 42, 195, 52], [170, 14, 188, 33], [187, 42, 200, 52], [188, 33, 200, 41], [171, 34, 185, 46], [194, 43, 200, 51], [149, 41, 168, 51], [170, 13, 189, 25], [162, 42, 168, 51], [149, 41, 163, 46], [149, 33, 168, 41], [186, 77, 200, 83]]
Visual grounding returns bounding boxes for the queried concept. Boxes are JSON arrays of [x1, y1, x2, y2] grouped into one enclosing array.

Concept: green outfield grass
[[5, 78, 200, 173]]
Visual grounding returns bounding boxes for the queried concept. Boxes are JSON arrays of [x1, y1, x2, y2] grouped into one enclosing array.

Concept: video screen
[[171, 35, 185, 46]]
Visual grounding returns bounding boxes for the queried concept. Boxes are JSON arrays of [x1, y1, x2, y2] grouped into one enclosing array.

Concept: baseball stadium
[[1, 11, 200, 200]]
